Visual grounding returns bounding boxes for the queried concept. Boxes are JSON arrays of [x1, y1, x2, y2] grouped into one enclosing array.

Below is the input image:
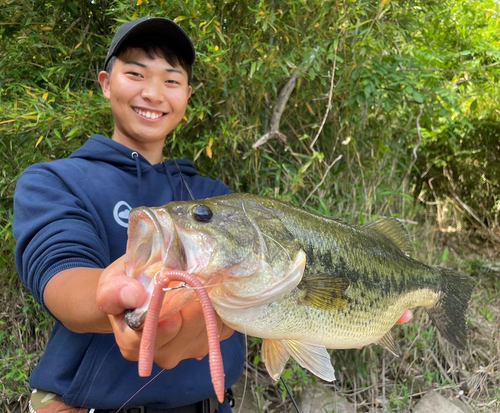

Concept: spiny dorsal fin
[[376, 331, 401, 357], [365, 218, 413, 256], [299, 273, 349, 310]]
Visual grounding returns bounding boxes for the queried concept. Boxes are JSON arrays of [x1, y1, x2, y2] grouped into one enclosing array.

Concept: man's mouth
[[133, 107, 166, 120]]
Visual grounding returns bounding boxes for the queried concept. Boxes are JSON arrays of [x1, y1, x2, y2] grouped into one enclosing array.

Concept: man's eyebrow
[[124, 60, 184, 75], [165, 68, 183, 75], [124, 60, 147, 68]]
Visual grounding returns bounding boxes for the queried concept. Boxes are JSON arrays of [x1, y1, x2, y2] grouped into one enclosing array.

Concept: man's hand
[[395, 309, 412, 325], [96, 256, 233, 369]]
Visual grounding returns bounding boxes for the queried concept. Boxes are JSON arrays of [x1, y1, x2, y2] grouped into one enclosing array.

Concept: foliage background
[[1, 0, 499, 411]]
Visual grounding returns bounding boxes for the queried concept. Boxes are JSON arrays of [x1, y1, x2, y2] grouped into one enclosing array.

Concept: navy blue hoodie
[[13, 134, 244, 410]]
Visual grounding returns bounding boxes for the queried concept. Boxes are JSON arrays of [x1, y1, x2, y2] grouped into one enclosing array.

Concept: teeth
[[134, 108, 164, 119]]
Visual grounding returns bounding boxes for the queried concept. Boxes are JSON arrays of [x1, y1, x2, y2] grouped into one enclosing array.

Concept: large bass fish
[[124, 193, 474, 382]]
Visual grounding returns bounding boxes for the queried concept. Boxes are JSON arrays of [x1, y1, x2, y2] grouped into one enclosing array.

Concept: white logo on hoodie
[[113, 201, 132, 228]]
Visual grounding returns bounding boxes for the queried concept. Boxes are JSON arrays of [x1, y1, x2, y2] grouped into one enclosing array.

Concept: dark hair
[[105, 35, 193, 83]]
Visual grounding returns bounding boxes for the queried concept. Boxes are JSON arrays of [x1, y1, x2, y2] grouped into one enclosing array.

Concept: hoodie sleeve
[[13, 166, 110, 312]]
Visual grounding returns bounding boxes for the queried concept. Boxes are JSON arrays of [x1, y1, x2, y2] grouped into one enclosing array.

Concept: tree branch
[[401, 104, 423, 185], [252, 74, 298, 149], [309, 49, 338, 149]]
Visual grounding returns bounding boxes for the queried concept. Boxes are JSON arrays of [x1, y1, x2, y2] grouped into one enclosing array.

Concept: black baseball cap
[[104, 17, 195, 70]]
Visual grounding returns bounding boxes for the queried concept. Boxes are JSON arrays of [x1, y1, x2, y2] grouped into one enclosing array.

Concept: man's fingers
[[97, 278, 147, 315], [395, 309, 412, 325], [96, 256, 148, 315]]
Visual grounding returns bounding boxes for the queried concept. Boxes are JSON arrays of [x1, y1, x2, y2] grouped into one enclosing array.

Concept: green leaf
[[250, 61, 257, 78], [66, 127, 79, 138], [413, 91, 424, 103], [441, 247, 449, 263], [173, 16, 190, 23]]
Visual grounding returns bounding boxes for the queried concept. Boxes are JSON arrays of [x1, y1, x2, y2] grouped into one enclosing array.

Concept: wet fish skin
[[126, 193, 474, 382]]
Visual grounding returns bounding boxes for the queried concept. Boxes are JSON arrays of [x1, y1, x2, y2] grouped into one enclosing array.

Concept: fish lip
[[125, 207, 187, 324]]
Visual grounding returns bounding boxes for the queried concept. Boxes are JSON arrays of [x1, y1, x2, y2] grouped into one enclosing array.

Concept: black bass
[[125, 193, 474, 382]]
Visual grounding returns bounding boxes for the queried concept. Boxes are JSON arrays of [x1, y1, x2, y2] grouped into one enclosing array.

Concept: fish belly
[[216, 287, 439, 349]]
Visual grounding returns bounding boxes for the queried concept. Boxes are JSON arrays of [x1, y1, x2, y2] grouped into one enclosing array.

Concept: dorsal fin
[[299, 273, 349, 310], [365, 218, 413, 256]]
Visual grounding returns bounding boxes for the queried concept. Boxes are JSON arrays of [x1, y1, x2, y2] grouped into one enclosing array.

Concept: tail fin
[[426, 267, 474, 349]]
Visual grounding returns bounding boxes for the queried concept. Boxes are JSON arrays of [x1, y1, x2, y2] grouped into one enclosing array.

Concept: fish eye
[[193, 204, 213, 222]]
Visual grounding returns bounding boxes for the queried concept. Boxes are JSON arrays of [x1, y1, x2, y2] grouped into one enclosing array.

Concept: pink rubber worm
[[138, 269, 225, 403]]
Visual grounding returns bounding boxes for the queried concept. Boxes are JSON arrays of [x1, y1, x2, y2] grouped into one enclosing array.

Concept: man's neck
[[111, 134, 165, 165]]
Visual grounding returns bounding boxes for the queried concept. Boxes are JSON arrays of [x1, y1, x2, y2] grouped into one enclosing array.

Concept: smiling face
[[98, 48, 192, 163]]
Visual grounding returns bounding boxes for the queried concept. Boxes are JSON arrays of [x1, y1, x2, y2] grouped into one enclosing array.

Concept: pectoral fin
[[299, 273, 349, 310], [376, 331, 400, 357], [262, 339, 336, 382]]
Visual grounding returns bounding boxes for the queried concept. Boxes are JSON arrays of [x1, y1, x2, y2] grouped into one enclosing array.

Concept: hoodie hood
[[69, 134, 197, 175], [69, 135, 202, 204]]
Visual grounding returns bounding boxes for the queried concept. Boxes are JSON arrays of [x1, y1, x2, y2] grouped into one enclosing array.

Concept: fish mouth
[[124, 207, 187, 329]]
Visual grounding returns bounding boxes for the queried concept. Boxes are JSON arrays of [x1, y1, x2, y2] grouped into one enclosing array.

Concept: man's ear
[[188, 85, 192, 99], [98, 71, 111, 100]]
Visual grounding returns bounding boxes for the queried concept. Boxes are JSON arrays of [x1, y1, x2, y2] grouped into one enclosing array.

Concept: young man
[[14, 17, 244, 412]]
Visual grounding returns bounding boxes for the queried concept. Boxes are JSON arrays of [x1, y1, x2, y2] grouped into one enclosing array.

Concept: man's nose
[[141, 79, 164, 102]]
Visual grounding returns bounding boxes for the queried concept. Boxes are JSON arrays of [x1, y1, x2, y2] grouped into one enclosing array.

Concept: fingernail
[[120, 286, 137, 309]]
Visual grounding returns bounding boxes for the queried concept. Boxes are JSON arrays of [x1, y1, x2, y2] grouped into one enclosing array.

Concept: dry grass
[[0, 271, 53, 411]]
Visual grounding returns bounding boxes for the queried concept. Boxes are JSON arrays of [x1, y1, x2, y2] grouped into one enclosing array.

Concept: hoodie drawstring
[[163, 161, 195, 201], [131, 151, 144, 205]]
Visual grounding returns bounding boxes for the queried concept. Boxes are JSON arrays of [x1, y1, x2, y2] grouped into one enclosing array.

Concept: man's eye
[[166, 79, 179, 84], [127, 72, 142, 77]]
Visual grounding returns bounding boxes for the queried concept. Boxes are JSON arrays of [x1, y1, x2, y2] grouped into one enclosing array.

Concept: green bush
[[1, 0, 500, 408]]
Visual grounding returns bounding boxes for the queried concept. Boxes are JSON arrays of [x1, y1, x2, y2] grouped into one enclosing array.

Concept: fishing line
[[116, 369, 165, 412], [262, 232, 292, 262], [179, 281, 227, 289], [280, 376, 301, 413], [79, 343, 117, 410], [98, 150, 194, 407], [236, 326, 249, 413], [166, 148, 195, 201]]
